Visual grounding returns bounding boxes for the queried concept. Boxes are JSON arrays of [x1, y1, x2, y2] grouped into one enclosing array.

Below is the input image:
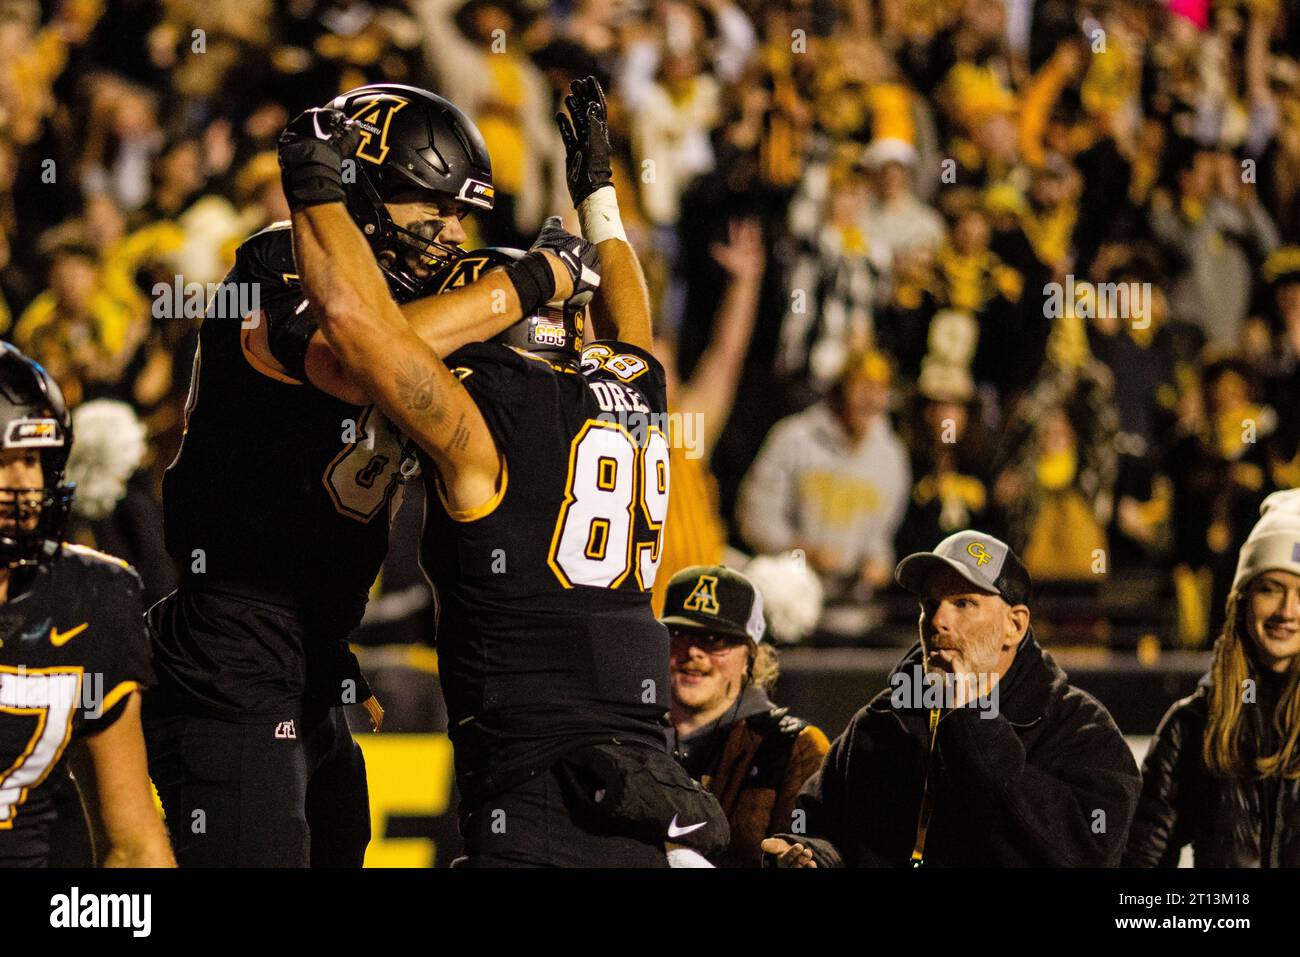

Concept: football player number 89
[[548, 421, 669, 590]]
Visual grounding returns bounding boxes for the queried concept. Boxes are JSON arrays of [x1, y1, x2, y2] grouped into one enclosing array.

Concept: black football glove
[[530, 215, 601, 307], [277, 108, 363, 212], [556, 76, 614, 207], [503, 217, 601, 314]]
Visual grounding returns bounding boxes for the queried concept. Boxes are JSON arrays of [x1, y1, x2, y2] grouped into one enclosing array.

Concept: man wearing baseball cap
[[663, 565, 829, 867], [763, 530, 1139, 867]]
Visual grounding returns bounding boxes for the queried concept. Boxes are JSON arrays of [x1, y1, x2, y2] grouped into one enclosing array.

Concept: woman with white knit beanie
[[1125, 488, 1300, 866]]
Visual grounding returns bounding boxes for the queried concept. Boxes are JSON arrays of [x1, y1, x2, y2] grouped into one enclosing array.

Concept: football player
[[282, 77, 728, 866], [0, 343, 173, 868], [148, 83, 590, 867]]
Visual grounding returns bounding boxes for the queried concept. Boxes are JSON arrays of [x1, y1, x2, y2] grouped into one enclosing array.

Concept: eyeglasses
[[668, 627, 747, 654]]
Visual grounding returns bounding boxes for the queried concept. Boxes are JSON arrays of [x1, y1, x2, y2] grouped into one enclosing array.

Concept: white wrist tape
[[577, 185, 627, 244]]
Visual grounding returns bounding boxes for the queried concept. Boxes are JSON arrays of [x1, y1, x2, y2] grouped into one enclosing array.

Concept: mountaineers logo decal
[[683, 574, 721, 615], [348, 95, 409, 165]]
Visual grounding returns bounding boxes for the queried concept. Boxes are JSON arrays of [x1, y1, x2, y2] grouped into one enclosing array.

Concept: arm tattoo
[[394, 358, 477, 455], [445, 413, 471, 453], [395, 358, 445, 427], [395, 358, 436, 411]]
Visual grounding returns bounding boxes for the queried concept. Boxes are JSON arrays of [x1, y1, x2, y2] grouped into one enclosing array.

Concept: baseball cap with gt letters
[[894, 530, 1031, 606]]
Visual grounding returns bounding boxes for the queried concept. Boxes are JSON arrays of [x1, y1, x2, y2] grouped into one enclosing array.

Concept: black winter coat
[[776, 632, 1141, 867], [1124, 673, 1300, 867]]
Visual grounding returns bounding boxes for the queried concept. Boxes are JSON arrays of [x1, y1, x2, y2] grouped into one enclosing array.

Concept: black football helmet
[[0, 343, 74, 566], [423, 248, 585, 364], [327, 83, 495, 298]]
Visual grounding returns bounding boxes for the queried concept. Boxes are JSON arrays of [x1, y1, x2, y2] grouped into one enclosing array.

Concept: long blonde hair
[[748, 643, 780, 692], [1203, 589, 1300, 779]]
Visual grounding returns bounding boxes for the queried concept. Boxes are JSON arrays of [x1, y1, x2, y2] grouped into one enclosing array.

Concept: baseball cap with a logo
[[894, 530, 1031, 606], [660, 565, 766, 644]]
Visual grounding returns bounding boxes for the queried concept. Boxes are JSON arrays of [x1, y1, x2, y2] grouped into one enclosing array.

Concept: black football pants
[[457, 764, 668, 868], [143, 698, 369, 867]]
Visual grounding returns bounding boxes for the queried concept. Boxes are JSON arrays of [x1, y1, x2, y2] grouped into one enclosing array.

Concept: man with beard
[[763, 531, 1140, 867], [664, 565, 828, 866]]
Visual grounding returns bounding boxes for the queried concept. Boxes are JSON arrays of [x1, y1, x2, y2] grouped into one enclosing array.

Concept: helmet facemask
[[0, 438, 74, 568], [0, 484, 74, 567], [0, 345, 75, 567], [346, 170, 468, 300], [327, 83, 495, 298]]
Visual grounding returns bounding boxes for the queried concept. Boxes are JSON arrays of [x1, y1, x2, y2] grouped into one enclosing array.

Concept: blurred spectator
[[992, 312, 1119, 581], [0, 0, 96, 147], [861, 137, 945, 263], [894, 346, 993, 559], [934, 193, 1030, 399], [623, 1, 726, 227], [1085, 258, 1180, 571], [78, 76, 162, 213], [1260, 247, 1300, 474], [1020, 154, 1081, 277], [15, 220, 151, 403], [1166, 352, 1278, 642], [1149, 144, 1279, 347], [1085, 257, 1178, 453], [777, 149, 882, 386], [737, 348, 909, 640]]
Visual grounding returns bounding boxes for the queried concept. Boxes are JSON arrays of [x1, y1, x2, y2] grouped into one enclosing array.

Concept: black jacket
[[776, 632, 1141, 866], [1124, 672, 1300, 867]]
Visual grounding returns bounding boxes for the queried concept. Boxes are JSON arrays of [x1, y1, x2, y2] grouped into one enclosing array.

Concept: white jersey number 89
[[548, 420, 669, 590]]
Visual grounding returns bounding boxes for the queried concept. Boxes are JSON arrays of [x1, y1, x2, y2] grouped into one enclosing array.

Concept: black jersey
[[0, 544, 152, 867], [164, 223, 421, 612], [159, 224, 420, 713], [422, 340, 673, 799]]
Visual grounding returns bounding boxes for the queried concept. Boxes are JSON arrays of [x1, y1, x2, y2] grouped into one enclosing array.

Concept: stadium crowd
[[2, 0, 1300, 652]]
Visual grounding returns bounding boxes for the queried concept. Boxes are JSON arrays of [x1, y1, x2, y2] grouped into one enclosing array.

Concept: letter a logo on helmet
[[328, 83, 493, 209], [348, 94, 409, 165], [324, 83, 495, 298], [683, 575, 721, 615]]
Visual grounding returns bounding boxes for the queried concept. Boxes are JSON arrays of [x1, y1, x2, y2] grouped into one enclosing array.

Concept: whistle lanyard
[[909, 707, 941, 868]]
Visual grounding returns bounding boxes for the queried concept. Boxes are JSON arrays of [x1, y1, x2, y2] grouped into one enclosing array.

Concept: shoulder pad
[[235, 223, 298, 281], [57, 542, 141, 582]]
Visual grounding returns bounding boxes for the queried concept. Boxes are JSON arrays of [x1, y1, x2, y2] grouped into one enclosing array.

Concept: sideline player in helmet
[[0, 343, 173, 868], [148, 83, 596, 867], [284, 76, 729, 866]]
